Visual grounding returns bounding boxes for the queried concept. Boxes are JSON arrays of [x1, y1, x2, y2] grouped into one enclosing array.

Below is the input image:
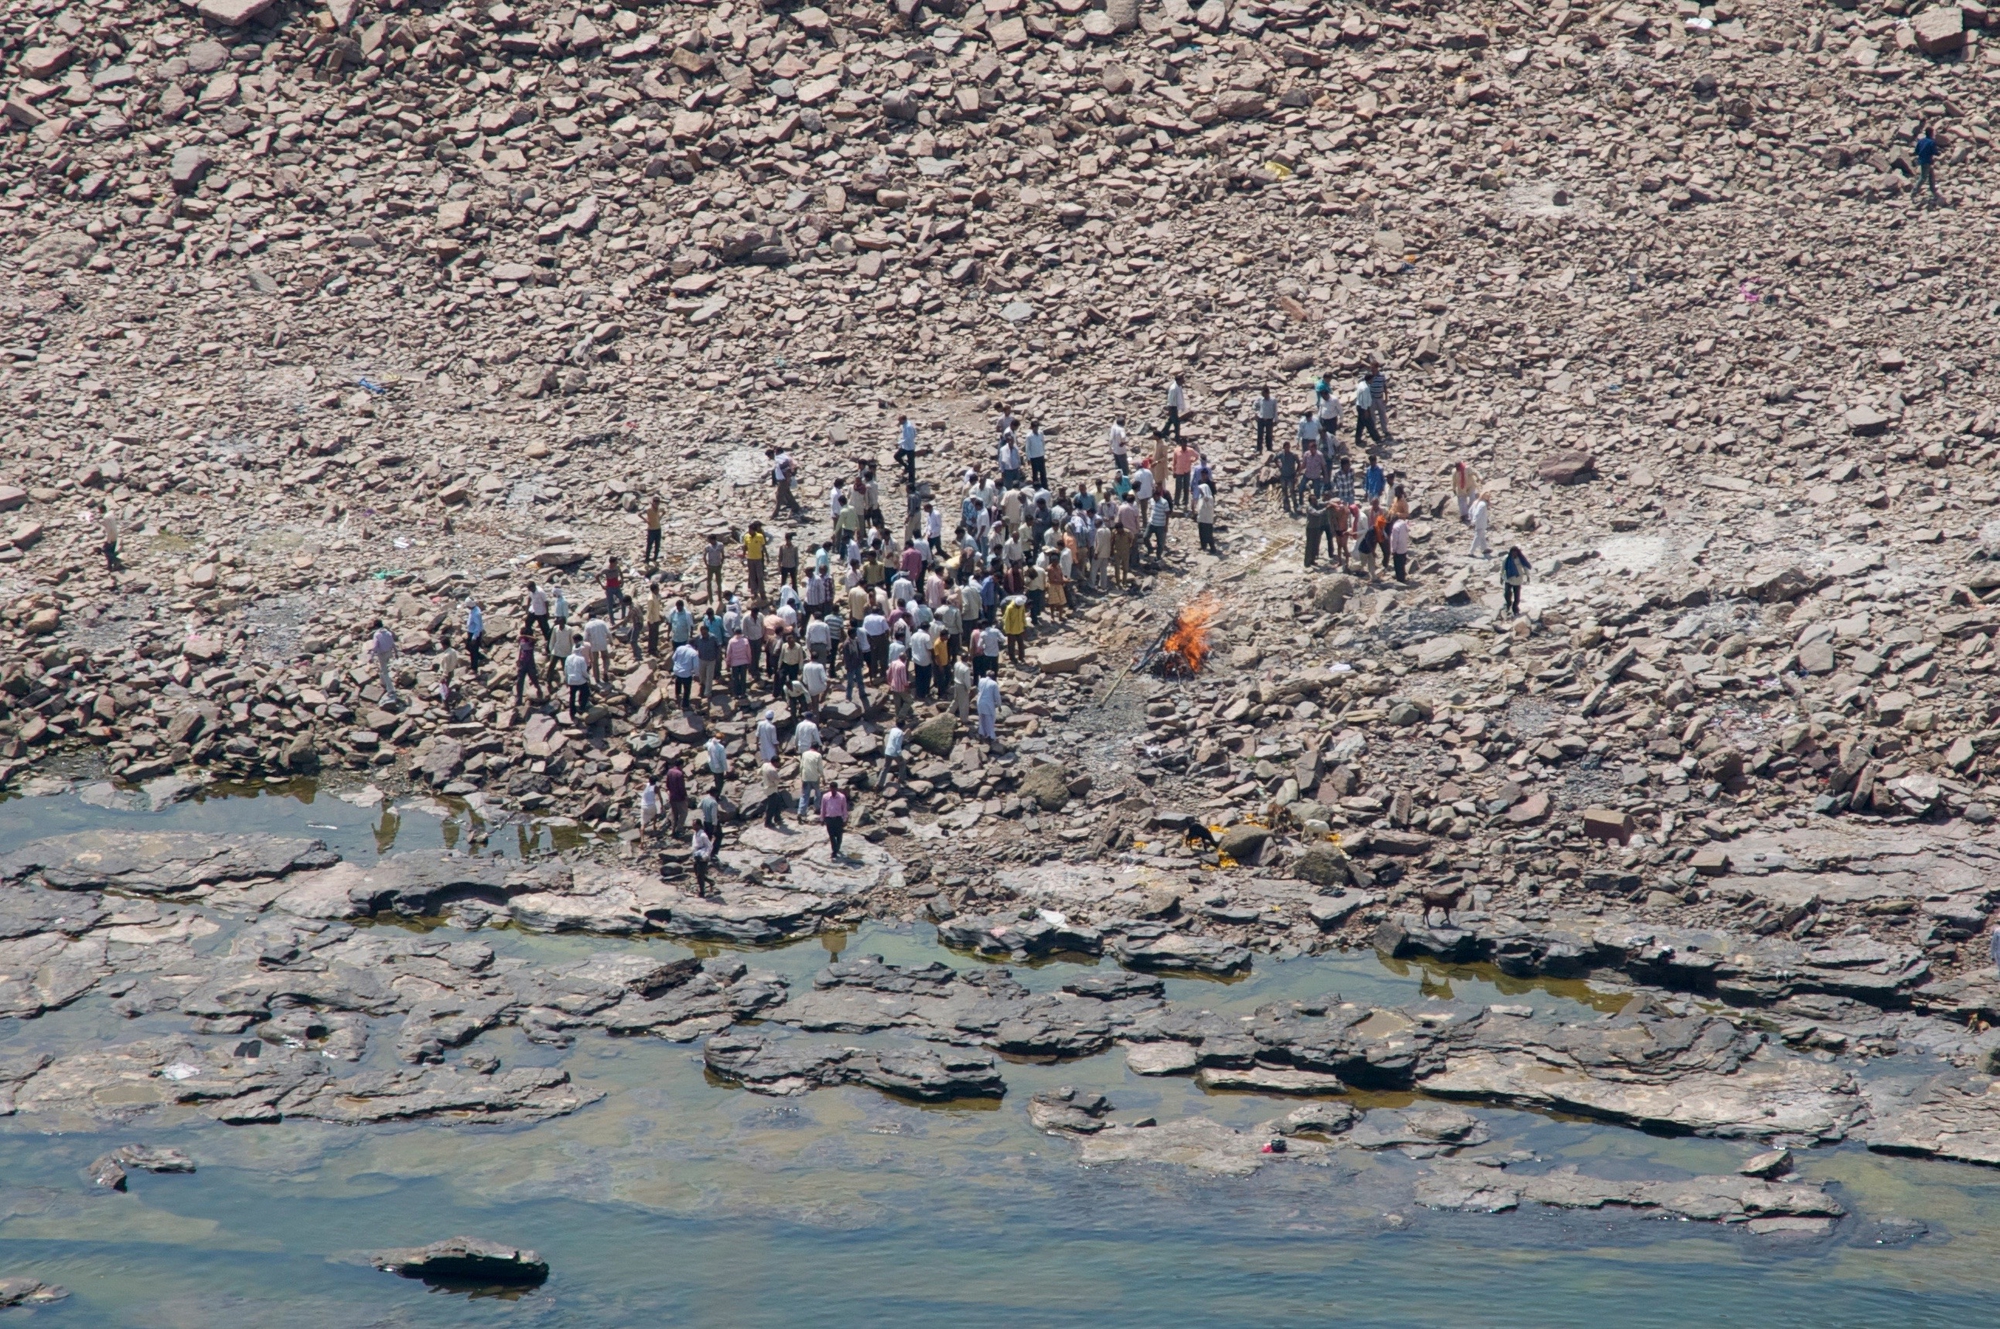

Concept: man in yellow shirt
[[1000, 595, 1029, 665], [742, 521, 768, 606]]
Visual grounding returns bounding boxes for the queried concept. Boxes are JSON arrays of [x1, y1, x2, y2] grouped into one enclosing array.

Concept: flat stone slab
[[0, 831, 337, 894], [370, 1236, 548, 1286]]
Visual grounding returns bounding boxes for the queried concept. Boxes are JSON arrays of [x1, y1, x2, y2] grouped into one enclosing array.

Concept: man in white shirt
[[1255, 386, 1277, 452], [584, 613, 612, 686], [546, 619, 575, 690], [1025, 419, 1048, 488], [757, 710, 779, 763], [1353, 376, 1384, 448], [801, 658, 828, 711], [1108, 416, 1130, 476], [794, 714, 822, 753], [564, 645, 591, 716], [910, 625, 934, 699], [369, 621, 398, 702], [1165, 375, 1186, 443]]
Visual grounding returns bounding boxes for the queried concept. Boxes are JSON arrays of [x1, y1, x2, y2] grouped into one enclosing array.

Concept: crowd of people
[[383, 364, 1531, 894]]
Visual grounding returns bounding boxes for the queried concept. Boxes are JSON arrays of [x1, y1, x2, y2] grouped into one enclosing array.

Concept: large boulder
[[1293, 844, 1356, 888], [1018, 761, 1072, 812], [1035, 643, 1099, 675], [1217, 823, 1271, 865], [910, 713, 957, 757], [1536, 451, 1596, 484]]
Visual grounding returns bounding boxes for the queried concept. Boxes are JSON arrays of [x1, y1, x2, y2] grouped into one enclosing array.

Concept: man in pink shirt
[[819, 783, 850, 858], [726, 627, 754, 703], [1171, 442, 1199, 511]]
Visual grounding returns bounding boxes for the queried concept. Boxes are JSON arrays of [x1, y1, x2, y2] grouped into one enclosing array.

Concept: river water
[[3, 783, 2000, 1326]]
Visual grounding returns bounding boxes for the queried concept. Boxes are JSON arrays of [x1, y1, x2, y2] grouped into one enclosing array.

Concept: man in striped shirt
[[1331, 459, 1357, 507]]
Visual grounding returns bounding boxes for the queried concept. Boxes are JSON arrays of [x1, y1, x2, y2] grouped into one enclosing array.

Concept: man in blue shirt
[[1914, 124, 1938, 202], [1363, 458, 1386, 503]]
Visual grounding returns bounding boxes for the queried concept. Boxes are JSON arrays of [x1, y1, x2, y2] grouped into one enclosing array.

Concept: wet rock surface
[[369, 1236, 549, 1287], [0, 1279, 68, 1308]]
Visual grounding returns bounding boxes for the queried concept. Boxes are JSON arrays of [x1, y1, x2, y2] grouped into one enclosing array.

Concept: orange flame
[[1159, 596, 1219, 675]]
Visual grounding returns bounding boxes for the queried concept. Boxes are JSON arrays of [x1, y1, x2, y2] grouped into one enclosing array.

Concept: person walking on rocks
[[726, 625, 753, 704], [777, 531, 800, 593], [512, 626, 543, 707], [704, 733, 728, 801], [688, 823, 715, 896], [644, 496, 664, 566], [976, 671, 1002, 747], [1171, 439, 1198, 512], [1165, 374, 1187, 443], [1332, 457, 1357, 509], [1470, 491, 1493, 559], [1353, 375, 1385, 450], [798, 744, 824, 821], [98, 507, 122, 571], [882, 721, 907, 787], [703, 534, 726, 606], [463, 599, 485, 674], [1275, 439, 1300, 515], [1026, 419, 1048, 489], [842, 631, 870, 710], [585, 611, 612, 687], [742, 522, 768, 607], [1254, 386, 1278, 453], [1914, 123, 1939, 203], [1147, 491, 1172, 564], [1195, 482, 1217, 553], [820, 782, 851, 859], [564, 642, 591, 717], [1366, 359, 1392, 443], [1389, 511, 1411, 583], [1001, 594, 1029, 665], [698, 785, 722, 847], [759, 759, 786, 829], [1300, 444, 1326, 507], [1109, 415, 1131, 476], [1502, 545, 1532, 616], [1452, 461, 1480, 523], [639, 775, 661, 842], [772, 449, 804, 518], [952, 654, 974, 720], [1316, 381, 1341, 444], [695, 621, 722, 703], [671, 636, 698, 711], [666, 760, 689, 838], [1303, 495, 1327, 569], [545, 617, 575, 692], [643, 583, 665, 659], [1330, 494, 1353, 570], [369, 620, 398, 703], [602, 557, 625, 625], [526, 582, 551, 645]]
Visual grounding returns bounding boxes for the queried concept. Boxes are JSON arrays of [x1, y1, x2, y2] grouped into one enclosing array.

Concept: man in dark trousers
[[1303, 495, 1328, 568], [1914, 123, 1939, 203]]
